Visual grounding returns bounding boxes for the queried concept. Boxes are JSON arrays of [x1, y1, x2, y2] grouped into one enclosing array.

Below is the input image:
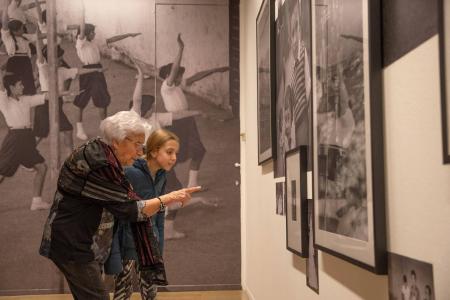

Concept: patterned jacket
[[39, 138, 167, 285]]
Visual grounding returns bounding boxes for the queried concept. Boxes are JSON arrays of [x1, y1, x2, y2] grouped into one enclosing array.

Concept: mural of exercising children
[[0, 69, 49, 210]]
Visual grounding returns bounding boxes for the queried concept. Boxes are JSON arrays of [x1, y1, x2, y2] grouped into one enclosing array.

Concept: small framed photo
[[257, 0, 277, 165], [388, 253, 435, 300], [285, 146, 308, 257], [276, 180, 286, 215]]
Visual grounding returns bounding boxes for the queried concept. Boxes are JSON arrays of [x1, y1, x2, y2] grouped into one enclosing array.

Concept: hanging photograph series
[[257, 0, 387, 279]]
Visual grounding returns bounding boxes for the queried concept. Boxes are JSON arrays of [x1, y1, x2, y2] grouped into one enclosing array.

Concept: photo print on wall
[[274, 0, 312, 178], [388, 253, 435, 300], [257, 0, 277, 165], [276, 180, 286, 215], [285, 146, 308, 257], [312, 0, 386, 273]]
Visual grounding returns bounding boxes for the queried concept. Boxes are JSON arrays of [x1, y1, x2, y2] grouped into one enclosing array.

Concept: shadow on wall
[[292, 255, 307, 274], [322, 253, 388, 299]]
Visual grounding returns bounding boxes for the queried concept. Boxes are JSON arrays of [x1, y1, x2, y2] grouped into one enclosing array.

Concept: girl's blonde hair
[[145, 129, 180, 160]]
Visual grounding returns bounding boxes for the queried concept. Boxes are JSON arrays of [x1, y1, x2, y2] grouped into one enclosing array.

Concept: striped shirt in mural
[[290, 43, 311, 127]]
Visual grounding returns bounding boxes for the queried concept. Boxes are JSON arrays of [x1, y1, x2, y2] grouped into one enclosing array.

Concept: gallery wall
[[240, 0, 450, 299]]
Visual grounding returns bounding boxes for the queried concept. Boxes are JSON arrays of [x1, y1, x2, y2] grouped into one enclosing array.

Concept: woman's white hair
[[99, 110, 147, 144]]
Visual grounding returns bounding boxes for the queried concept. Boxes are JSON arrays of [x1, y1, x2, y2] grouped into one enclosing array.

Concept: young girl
[[106, 129, 184, 300]]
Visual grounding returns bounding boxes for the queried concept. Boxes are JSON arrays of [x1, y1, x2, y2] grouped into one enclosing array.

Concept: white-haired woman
[[39, 110, 200, 300]]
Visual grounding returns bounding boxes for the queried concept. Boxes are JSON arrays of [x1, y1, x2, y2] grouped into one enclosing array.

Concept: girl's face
[[151, 139, 179, 171]]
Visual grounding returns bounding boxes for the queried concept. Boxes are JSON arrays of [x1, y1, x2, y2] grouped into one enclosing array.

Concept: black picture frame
[[312, 0, 386, 274], [273, 0, 312, 178], [285, 146, 308, 257], [438, 0, 450, 164], [306, 198, 319, 293], [257, 0, 277, 165]]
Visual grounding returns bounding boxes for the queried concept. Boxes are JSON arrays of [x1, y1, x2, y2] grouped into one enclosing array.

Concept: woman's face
[[151, 139, 179, 171], [113, 133, 145, 166]]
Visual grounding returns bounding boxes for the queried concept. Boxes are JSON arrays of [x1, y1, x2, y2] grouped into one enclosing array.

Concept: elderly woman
[[39, 110, 200, 300]]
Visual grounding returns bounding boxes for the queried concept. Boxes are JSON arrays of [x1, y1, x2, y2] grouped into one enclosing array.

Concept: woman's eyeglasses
[[125, 137, 144, 151]]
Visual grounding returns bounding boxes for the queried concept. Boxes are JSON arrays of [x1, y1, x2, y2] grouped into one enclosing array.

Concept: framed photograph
[[312, 0, 386, 273], [257, 0, 276, 165], [306, 199, 319, 293], [388, 253, 435, 300], [439, 0, 450, 163], [274, 0, 312, 177], [276, 180, 286, 215], [285, 146, 308, 257]]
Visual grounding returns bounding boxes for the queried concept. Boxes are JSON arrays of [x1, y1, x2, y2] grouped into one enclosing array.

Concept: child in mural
[[36, 0, 73, 93], [1, 2, 37, 96], [34, 19, 104, 158], [160, 33, 228, 190], [0, 69, 49, 210], [159, 33, 227, 238], [72, 0, 141, 140], [7, 0, 44, 27], [3, 0, 43, 49]]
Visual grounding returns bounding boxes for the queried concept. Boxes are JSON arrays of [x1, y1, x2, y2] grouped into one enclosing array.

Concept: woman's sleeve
[[61, 163, 142, 221]]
